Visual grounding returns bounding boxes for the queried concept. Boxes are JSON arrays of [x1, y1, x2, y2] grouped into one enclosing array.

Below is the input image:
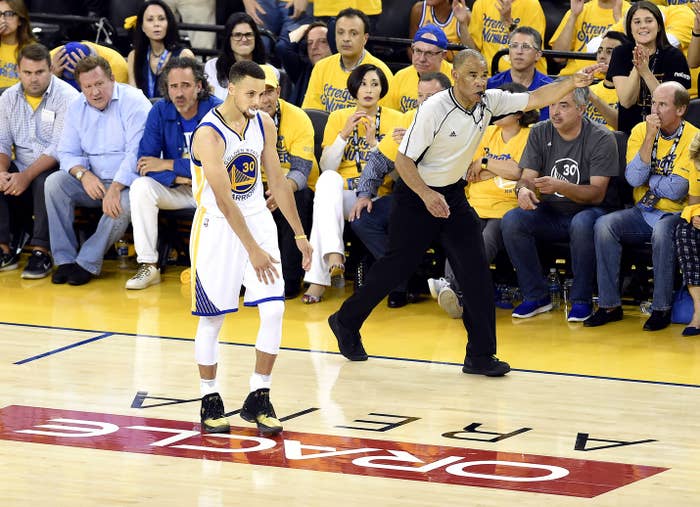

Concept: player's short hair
[[228, 60, 265, 85]]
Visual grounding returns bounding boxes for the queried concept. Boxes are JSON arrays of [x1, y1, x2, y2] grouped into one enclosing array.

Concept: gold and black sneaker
[[240, 388, 283, 436], [200, 392, 230, 434]]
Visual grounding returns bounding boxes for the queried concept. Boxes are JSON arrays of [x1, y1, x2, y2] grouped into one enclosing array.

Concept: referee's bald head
[[453, 49, 486, 69]]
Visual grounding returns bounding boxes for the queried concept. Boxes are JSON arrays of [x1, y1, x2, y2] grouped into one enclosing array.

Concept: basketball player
[[189, 61, 312, 435]]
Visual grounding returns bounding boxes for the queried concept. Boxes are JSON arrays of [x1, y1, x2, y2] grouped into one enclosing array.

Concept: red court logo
[[0, 405, 667, 497]]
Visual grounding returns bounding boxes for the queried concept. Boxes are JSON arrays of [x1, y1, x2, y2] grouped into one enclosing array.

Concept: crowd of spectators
[[2, 0, 700, 334]]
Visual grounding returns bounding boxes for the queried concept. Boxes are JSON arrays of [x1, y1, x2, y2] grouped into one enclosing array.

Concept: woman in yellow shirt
[[302, 63, 403, 303], [0, 0, 35, 88]]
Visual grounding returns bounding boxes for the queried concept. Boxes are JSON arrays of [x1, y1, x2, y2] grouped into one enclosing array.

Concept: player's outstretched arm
[[194, 126, 280, 284], [260, 115, 312, 271]]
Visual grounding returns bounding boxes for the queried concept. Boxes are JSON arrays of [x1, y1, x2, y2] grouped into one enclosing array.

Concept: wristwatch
[[75, 169, 86, 181], [508, 21, 519, 32], [480, 157, 488, 171]]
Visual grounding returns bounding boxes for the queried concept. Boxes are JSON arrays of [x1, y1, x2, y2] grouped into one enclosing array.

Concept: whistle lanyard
[[650, 121, 684, 175], [352, 107, 381, 173], [146, 47, 169, 97]]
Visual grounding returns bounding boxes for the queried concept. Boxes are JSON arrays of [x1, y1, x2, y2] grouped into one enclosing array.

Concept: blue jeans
[[594, 206, 679, 310], [501, 205, 605, 304], [45, 171, 131, 275]]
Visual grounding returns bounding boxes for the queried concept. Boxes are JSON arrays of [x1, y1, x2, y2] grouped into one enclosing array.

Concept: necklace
[[151, 47, 165, 58]]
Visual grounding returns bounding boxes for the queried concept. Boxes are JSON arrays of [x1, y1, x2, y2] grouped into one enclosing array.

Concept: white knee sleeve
[[255, 300, 285, 355], [194, 315, 225, 365]]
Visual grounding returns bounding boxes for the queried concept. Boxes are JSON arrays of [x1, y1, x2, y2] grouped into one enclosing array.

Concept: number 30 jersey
[[190, 107, 267, 217]]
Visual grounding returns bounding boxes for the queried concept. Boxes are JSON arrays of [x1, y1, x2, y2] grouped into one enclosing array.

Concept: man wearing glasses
[[384, 24, 453, 113], [488, 26, 552, 120]]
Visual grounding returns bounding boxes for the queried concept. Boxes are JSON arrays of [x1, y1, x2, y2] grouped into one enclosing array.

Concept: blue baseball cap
[[62, 42, 92, 80], [414, 24, 448, 50]]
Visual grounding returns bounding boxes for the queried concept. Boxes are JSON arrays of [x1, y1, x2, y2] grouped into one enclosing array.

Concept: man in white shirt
[[329, 49, 602, 377]]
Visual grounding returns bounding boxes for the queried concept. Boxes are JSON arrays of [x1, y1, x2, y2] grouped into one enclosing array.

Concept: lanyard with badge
[[347, 107, 381, 190], [147, 47, 170, 97], [639, 120, 685, 210]]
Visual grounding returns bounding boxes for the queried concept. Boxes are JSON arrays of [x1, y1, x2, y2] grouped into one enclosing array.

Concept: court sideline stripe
[[13, 332, 114, 365], [3, 321, 699, 388]]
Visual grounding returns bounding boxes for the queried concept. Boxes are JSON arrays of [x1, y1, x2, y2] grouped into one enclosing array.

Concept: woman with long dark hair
[[127, 0, 194, 98], [204, 12, 266, 100], [607, 0, 691, 134], [301, 64, 403, 304], [0, 0, 35, 88]]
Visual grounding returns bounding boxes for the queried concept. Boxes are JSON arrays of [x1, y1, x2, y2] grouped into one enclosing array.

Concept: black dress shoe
[[462, 356, 511, 377], [52, 263, 77, 284], [387, 291, 408, 308], [682, 326, 700, 336], [328, 312, 368, 361], [583, 306, 623, 327], [67, 264, 93, 286], [643, 309, 671, 331]]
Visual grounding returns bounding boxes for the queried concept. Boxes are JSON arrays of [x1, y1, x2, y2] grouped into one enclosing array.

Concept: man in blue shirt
[[125, 57, 221, 290], [45, 56, 152, 286], [487, 26, 552, 121]]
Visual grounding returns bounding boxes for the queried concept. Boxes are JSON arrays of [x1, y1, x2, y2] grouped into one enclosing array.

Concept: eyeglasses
[[0, 10, 17, 18], [412, 47, 444, 58], [231, 31, 254, 41], [508, 42, 539, 52]]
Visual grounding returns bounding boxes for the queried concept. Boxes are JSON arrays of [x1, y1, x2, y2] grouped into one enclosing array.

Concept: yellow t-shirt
[[627, 121, 700, 212], [378, 109, 416, 161], [262, 99, 320, 191], [322, 106, 404, 195], [418, 2, 461, 47], [24, 92, 42, 111], [0, 42, 19, 88], [466, 125, 530, 218], [551, 0, 631, 76], [49, 41, 129, 84], [469, 0, 547, 75], [383, 59, 453, 113], [585, 80, 618, 131], [301, 52, 394, 113], [313, 0, 381, 16]]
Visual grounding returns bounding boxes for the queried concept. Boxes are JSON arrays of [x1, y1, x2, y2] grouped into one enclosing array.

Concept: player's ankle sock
[[249, 372, 271, 392], [200, 378, 218, 396]]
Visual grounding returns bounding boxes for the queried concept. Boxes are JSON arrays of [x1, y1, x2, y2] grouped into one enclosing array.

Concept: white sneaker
[[427, 277, 450, 299], [437, 285, 463, 319], [125, 263, 161, 290]]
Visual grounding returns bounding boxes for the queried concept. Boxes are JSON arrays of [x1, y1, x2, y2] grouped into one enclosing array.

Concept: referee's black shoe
[[462, 356, 511, 377], [328, 312, 368, 361]]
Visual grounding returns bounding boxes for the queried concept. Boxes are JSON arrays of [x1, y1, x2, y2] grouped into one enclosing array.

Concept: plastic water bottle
[[547, 268, 562, 309], [115, 239, 129, 269]]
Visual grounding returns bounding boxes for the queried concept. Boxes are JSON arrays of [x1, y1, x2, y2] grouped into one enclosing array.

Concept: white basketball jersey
[[190, 107, 267, 217]]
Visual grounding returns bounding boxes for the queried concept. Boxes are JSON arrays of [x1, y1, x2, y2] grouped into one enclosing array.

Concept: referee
[[329, 49, 603, 376]]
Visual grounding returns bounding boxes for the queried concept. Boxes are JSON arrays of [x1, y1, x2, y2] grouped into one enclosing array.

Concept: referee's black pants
[[336, 179, 497, 362]]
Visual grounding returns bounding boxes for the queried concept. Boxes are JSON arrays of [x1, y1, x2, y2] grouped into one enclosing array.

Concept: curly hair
[[158, 56, 212, 102]]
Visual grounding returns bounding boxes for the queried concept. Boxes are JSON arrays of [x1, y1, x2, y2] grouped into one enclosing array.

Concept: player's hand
[[102, 184, 123, 218], [249, 245, 280, 284], [517, 187, 539, 210], [265, 188, 278, 212], [295, 237, 312, 271], [420, 188, 450, 218], [81, 171, 106, 201], [348, 196, 372, 221]]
